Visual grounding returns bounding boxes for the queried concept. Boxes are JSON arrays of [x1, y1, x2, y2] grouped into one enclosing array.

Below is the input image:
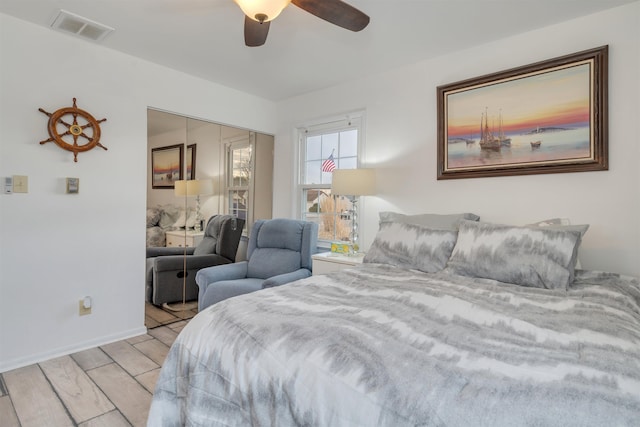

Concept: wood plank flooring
[[0, 316, 189, 427], [144, 301, 197, 329]]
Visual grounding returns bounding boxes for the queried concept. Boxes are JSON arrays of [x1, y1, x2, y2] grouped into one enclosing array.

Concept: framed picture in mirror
[[187, 144, 197, 180], [152, 144, 183, 189]]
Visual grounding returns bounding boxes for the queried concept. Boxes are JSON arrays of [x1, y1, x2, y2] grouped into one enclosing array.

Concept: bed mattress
[[148, 264, 640, 426]]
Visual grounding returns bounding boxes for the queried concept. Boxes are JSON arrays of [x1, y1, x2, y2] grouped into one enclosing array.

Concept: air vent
[[50, 10, 114, 42]]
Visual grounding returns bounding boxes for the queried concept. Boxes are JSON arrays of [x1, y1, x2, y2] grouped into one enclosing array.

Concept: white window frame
[[224, 133, 255, 235], [296, 111, 365, 247]]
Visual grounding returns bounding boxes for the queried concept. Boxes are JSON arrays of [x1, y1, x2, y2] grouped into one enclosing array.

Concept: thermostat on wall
[[4, 177, 13, 194]]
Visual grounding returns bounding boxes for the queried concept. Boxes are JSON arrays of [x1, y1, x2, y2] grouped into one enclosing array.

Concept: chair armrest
[[262, 268, 311, 288], [146, 247, 195, 258], [195, 261, 249, 287], [153, 254, 233, 273]]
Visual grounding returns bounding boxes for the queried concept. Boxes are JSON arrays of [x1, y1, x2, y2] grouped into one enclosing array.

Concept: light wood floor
[[1, 306, 191, 427], [144, 301, 197, 329]]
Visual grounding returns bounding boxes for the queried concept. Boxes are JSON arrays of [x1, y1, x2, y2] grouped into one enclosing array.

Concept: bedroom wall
[[274, 2, 640, 277], [0, 13, 276, 372]]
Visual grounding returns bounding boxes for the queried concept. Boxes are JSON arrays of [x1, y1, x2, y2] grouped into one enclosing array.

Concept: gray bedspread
[[148, 265, 640, 426]]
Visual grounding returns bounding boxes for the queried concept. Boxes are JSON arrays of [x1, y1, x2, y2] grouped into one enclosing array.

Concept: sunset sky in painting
[[446, 62, 591, 138]]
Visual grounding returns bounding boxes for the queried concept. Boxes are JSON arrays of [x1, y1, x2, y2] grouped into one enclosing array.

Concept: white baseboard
[[0, 326, 148, 373]]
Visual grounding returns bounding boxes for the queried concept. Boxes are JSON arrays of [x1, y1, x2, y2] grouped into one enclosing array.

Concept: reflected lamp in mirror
[[174, 179, 215, 231], [174, 179, 200, 197], [331, 169, 376, 253], [195, 179, 214, 231]]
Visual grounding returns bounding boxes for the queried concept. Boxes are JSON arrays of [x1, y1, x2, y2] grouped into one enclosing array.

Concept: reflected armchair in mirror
[[145, 215, 245, 306]]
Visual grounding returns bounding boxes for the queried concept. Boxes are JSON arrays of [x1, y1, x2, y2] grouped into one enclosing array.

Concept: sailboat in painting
[[479, 109, 511, 150], [479, 109, 501, 150], [498, 111, 511, 146]]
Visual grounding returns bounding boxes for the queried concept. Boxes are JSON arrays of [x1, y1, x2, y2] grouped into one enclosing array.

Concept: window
[[226, 137, 252, 230], [298, 113, 364, 246]]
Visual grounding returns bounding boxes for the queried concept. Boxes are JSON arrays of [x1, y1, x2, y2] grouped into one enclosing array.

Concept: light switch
[[13, 175, 28, 193]]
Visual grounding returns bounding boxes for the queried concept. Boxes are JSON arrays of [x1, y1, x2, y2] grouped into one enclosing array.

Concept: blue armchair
[[196, 218, 318, 311]]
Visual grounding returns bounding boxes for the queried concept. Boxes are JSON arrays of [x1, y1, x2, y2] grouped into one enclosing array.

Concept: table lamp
[[331, 169, 375, 253]]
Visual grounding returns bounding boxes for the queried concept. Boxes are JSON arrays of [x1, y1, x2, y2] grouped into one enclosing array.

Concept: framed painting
[[437, 46, 608, 180], [152, 144, 183, 189], [186, 144, 197, 180]]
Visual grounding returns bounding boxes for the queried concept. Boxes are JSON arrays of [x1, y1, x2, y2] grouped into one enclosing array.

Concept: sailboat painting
[[152, 144, 184, 189], [437, 46, 608, 179]]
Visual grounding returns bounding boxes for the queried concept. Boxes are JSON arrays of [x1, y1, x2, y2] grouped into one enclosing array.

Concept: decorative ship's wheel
[[39, 98, 107, 162]]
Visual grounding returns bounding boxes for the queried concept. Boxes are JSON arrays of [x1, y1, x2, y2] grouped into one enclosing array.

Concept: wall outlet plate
[[13, 175, 28, 193], [79, 299, 91, 316]]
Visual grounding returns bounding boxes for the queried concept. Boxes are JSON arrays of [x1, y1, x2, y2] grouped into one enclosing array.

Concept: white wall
[[0, 13, 276, 372], [274, 3, 640, 277]]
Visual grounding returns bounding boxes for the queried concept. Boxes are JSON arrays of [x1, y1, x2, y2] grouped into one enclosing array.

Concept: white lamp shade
[[174, 180, 197, 197], [197, 179, 214, 196], [174, 179, 214, 197], [331, 169, 376, 196], [234, 0, 291, 22]]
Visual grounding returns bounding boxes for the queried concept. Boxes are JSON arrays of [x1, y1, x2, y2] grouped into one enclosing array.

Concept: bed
[[147, 215, 640, 426]]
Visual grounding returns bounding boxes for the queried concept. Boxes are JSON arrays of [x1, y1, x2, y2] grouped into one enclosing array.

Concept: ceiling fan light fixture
[[234, 0, 292, 23]]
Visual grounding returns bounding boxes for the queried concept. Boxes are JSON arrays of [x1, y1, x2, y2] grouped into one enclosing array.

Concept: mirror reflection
[[145, 109, 274, 325]]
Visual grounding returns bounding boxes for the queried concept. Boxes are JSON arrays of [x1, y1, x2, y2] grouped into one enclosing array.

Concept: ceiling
[[1, 0, 635, 101]]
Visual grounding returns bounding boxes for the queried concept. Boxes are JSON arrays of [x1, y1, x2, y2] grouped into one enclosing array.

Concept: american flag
[[321, 153, 336, 172]]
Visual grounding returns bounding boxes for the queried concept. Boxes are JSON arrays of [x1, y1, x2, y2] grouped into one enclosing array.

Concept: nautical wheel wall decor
[[39, 98, 107, 162]]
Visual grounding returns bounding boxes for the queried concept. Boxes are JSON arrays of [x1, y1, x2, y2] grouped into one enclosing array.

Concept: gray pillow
[[364, 222, 458, 273], [159, 205, 181, 230], [526, 219, 589, 269], [379, 211, 479, 230], [526, 218, 589, 237], [146, 208, 161, 227], [446, 220, 583, 290]]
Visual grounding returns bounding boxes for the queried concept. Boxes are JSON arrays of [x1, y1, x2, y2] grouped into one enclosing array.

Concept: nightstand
[[165, 229, 204, 248], [312, 251, 364, 275]]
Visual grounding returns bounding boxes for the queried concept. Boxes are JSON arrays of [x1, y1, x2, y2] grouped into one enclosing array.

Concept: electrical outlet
[[79, 299, 92, 316], [13, 175, 28, 193]]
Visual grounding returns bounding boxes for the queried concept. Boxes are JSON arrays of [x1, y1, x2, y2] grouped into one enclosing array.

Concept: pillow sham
[[527, 218, 589, 269], [446, 220, 584, 290], [172, 211, 187, 229], [172, 209, 198, 229], [146, 207, 161, 227], [378, 211, 480, 230], [364, 221, 458, 273], [158, 205, 181, 230]]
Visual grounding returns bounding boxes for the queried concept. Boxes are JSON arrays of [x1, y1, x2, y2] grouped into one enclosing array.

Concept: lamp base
[[162, 301, 198, 312]]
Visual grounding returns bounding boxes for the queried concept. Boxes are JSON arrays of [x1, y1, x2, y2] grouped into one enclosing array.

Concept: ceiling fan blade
[[244, 16, 270, 47], [291, 0, 370, 32]]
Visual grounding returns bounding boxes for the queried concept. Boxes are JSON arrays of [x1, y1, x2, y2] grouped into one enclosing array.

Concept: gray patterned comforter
[[148, 265, 640, 426]]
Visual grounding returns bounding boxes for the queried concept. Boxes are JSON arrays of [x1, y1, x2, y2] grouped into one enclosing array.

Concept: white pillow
[[185, 210, 197, 229], [172, 210, 187, 228]]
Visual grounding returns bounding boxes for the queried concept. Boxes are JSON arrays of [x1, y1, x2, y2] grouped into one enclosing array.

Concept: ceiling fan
[[234, 0, 370, 47]]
